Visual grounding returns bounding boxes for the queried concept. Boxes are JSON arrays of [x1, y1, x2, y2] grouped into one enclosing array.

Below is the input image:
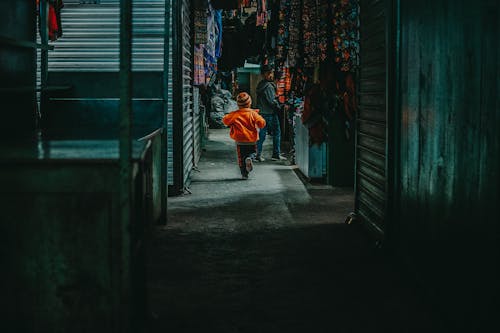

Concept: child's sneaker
[[245, 157, 253, 173]]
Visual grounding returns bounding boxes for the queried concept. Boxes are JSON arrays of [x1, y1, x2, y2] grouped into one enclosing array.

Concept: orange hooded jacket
[[222, 108, 266, 143]]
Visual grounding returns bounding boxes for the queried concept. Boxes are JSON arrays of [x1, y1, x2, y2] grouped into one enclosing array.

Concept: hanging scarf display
[[276, 0, 290, 65], [214, 9, 223, 58], [217, 15, 246, 70], [204, 3, 219, 82], [331, 0, 359, 72], [239, 0, 252, 8], [194, 8, 208, 44], [317, 0, 329, 62], [276, 63, 292, 103], [256, 0, 268, 27], [193, 45, 206, 86], [301, 0, 319, 67], [287, 0, 301, 67]]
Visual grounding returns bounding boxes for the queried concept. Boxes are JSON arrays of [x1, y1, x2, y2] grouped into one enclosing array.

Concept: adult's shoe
[[271, 154, 287, 161]]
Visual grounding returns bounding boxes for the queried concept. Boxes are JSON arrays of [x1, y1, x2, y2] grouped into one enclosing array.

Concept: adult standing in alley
[[255, 64, 287, 162]]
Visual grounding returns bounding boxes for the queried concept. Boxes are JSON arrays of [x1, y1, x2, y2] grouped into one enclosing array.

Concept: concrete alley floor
[[148, 129, 444, 332]]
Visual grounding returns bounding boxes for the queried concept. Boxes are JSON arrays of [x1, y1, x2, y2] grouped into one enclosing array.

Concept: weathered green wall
[[0, 1, 36, 139], [396, 0, 499, 329], [43, 72, 164, 139], [0, 141, 152, 332]]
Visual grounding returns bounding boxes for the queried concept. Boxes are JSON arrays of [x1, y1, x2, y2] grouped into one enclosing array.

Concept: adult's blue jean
[[257, 113, 281, 157]]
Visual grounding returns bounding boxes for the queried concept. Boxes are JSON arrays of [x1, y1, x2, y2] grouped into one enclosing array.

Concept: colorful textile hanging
[[193, 45, 205, 86], [194, 8, 208, 44], [256, 0, 268, 27], [276, 65, 292, 103], [204, 3, 221, 79], [331, 0, 359, 72], [287, 0, 301, 67], [317, 0, 329, 62], [276, 0, 290, 64], [239, 0, 252, 7], [214, 9, 223, 58], [302, 0, 319, 67]]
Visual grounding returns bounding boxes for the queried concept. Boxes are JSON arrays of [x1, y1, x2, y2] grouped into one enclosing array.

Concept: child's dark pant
[[236, 144, 256, 177]]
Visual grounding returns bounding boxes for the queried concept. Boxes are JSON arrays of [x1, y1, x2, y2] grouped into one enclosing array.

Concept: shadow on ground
[[147, 129, 443, 332], [148, 194, 443, 333]]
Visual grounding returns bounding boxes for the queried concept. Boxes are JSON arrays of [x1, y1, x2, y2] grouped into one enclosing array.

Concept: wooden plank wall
[[397, 0, 499, 329]]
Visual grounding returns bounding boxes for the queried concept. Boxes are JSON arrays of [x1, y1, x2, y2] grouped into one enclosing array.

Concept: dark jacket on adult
[[256, 80, 281, 115]]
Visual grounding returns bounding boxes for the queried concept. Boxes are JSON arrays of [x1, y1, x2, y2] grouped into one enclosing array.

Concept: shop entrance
[[197, 0, 361, 187]]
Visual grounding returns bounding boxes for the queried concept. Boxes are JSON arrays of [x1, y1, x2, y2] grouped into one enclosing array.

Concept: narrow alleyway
[[148, 129, 443, 333]]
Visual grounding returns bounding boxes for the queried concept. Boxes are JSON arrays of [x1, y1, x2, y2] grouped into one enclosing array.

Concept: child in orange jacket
[[223, 92, 266, 179]]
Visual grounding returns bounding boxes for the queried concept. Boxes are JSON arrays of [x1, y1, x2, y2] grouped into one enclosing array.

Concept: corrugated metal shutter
[[193, 86, 201, 166], [355, 0, 387, 237], [181, 0, 194, 187], [167, 2, 174, 185], [48, 0, 164, 71]]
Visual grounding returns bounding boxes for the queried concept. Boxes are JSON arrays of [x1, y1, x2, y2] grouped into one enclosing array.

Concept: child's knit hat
[[237, 92, 252, 108]]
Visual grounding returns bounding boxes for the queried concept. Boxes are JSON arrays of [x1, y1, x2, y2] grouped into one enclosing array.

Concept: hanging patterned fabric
[[287, 0, 301, 67], [194, 8, 208, 44], [204, 3, 222, 79], [276, 65, 292, 103], [317, 0, 329, 62], [214, 9, 223, 58], [256, 0, 268, 27], [276, 0, 290, 65], [243, 12, 265, 60], [301, 0, 320, 67], [239, 0, 252, 7], [331, 0, 359, 72], [193, 45, 205, 86], [217, 16, 246, 70]]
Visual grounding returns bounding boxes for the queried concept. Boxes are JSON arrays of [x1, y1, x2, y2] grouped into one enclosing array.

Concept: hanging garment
[[211, 0, 239, 10], [214, 9, 223, 58], [331, 0, 359, 72], [37, 0, 64, 41], [302, 84, 329, 144], [217, 17, 246, 70], [243, 12, 266, 59], [48, 3, 59, 41], [302, 0, 319, 67], [240, 0, 252, 8], [276, 65, 291, 104], [287, 0, 301, 67], [204, 3, 218, 78], [194, 9, 208, 44], [276, 0, 290, 64], [53, 0, 64, 39], [194, 45, 206, 86]]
